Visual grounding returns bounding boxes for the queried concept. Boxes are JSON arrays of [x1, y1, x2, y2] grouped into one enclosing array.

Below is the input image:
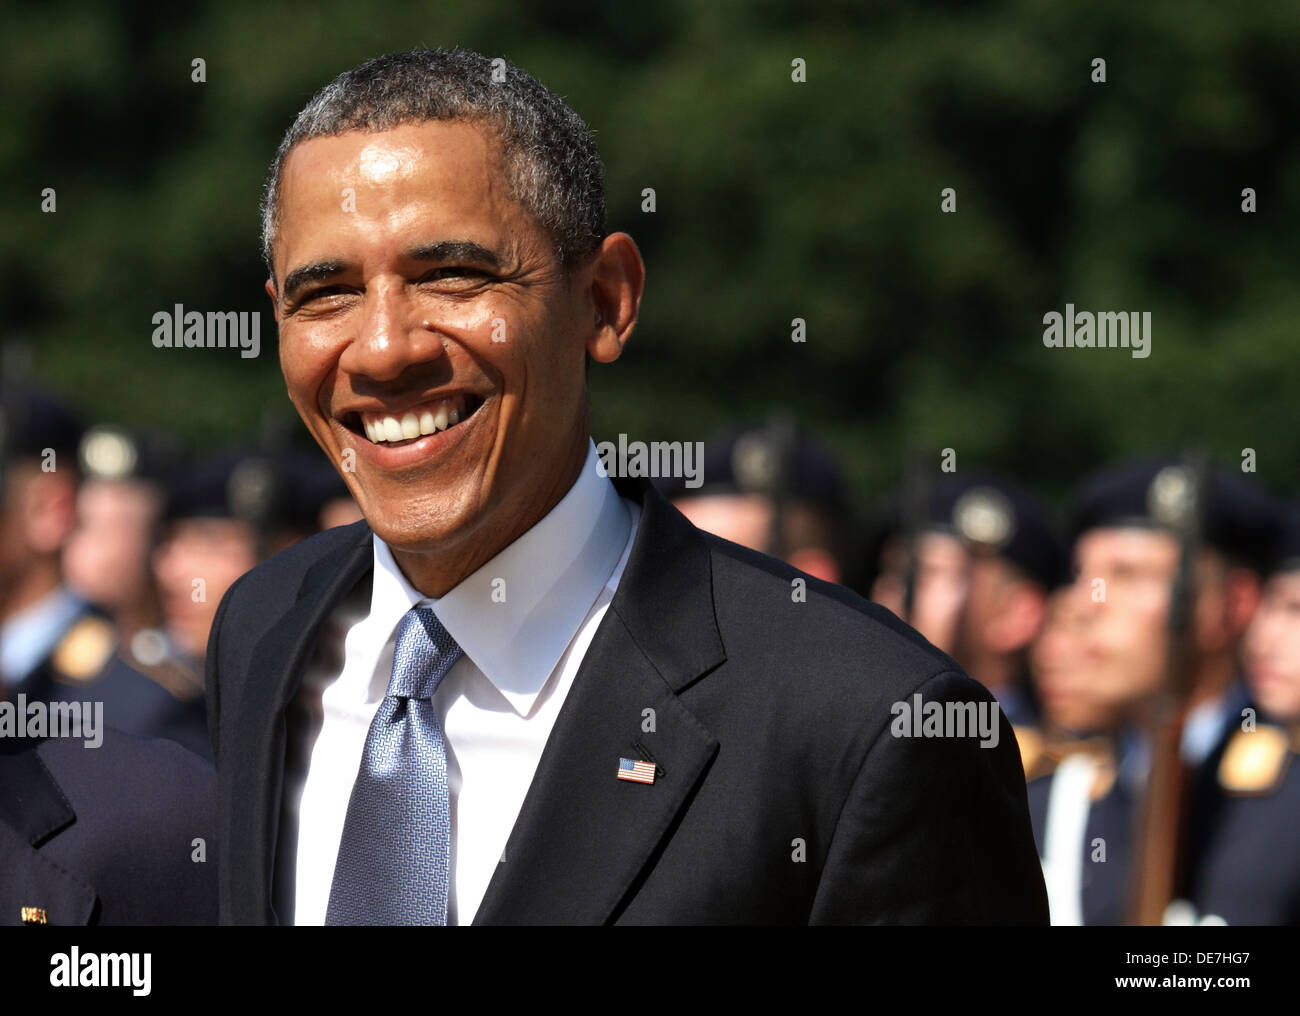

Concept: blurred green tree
[[4, 0, 1299, 516]]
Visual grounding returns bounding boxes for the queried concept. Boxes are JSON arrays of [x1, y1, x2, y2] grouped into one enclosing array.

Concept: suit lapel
[[0, 745, 97, 925], [473, 479, 726, 924], [236, 525, 373, 924]]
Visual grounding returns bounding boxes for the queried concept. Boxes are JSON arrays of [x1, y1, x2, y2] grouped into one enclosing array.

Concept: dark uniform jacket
[[1027, 755, 1133, 925], [15, 602, 211, 762], [207, 475, 1049, 925], [0, 729, 216, 925], [1027, 702, 1300, 926], [1185, 718, 1300, 924]]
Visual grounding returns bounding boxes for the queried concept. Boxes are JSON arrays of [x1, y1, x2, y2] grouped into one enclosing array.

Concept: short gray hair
[[260, 48, 607, 280]]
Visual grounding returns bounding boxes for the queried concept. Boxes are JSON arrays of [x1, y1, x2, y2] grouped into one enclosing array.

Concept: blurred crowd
[[660, 420, 1300, 927], [0, 376, 361, 763], [3, 375, 1297, 925]]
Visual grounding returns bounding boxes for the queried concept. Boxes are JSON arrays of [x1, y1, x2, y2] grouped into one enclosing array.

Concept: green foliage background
[[4, 0, 1299, 512]]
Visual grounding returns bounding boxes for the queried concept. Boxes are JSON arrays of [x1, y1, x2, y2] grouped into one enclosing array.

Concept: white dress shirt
[[292, 440, 638, 925]]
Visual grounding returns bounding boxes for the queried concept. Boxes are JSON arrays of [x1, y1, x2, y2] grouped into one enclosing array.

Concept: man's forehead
[[281, 120, 505, 198], [1267, 571, 1300, 598], [1076, 526, 1180, 564], [273, 120, 537, 279]]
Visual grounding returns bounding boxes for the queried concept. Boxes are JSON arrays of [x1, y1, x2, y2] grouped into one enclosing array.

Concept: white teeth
[[361, 397, 471, 443]]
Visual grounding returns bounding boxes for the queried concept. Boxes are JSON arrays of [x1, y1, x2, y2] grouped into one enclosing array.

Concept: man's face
[[153, 518, 258, 658], [953, 555, 1008, 663], [1031, 588, 1095, 732], [64, 479, 161, 613], [672, 494, 772, 555], [952, 554, 1037, 664], [0, 463, 78, 583], [271, 121, 594, 573], [1245, 571, 1300, 722], [1046, 528, 1179, 731], [872, 531, 971, 654]]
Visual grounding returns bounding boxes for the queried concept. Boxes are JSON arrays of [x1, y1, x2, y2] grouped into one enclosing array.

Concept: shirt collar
[[1180, 680, 1250, 766], [371, 439, 633, 715]]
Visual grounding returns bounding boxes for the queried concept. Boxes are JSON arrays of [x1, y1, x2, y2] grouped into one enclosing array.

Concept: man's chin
[[357, 490, 486, 556]]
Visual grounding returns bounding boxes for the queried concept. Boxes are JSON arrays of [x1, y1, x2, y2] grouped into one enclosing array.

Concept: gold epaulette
[[1218, 724, 1292, 795], [1014, 725, 1048, 780], [50, 616, 117, 683], [1019, 728, 1117, 800]]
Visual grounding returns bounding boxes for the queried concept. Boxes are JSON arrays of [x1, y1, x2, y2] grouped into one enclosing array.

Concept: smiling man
[[206, 48, 1047, 925]]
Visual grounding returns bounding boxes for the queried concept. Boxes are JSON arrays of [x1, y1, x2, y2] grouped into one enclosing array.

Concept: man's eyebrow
[[279, 242, 504, 302], [281, 260, 350, 302], [406, 240, 503, 269]]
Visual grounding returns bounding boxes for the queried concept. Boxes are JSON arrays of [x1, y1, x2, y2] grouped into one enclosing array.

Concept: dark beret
[[1068, 458, 1282, 574], [278, 449, 352, 531], [653, 420, 849, 511], [165, 446, 348, 532], [78, 425, 178, 484], [165, 449, 271, 523], [871, 470, 1066, 590], [1266, 503, 1300, 575], [0, 381, 84, 462]]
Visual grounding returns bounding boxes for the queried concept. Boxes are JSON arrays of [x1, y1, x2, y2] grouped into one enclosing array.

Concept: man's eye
[[421, 267, 487, 282], [301, 285, 348, 303]]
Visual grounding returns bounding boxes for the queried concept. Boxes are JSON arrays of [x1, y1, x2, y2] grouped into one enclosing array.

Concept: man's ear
[[265, 278, 281, 323], [586, 232, 644, 364]]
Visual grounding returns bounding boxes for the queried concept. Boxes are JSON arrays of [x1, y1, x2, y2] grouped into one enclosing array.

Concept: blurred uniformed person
[[1026, 458, 1280, 924], [155, 450, 278, 669], [286, 446, 363, 532], [1180, 502, 1300, 924], [154, 445, 357, 669], [0, 381, 91, 694], [64, 427, 166, 633], [34, 425, 214, 760], [868, 471, 1065, 732], [658, 420, 855, 585]]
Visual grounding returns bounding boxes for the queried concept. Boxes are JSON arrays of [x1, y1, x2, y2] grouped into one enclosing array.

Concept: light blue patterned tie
[[325, 606, 462, 925]]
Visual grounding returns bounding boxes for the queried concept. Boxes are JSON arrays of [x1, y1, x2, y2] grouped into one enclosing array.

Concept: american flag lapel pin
[[617, 756, 656, 785]]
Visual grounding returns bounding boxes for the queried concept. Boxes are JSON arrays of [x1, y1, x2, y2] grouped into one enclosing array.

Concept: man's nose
[[341, 282, 447, 381]]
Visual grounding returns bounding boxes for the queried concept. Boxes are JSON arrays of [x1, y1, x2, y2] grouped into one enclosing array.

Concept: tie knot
[[385, 607, 463, 701]]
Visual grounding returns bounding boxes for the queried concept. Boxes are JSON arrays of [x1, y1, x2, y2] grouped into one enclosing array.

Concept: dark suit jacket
[[206, 475, 1049, 924], [0, 729, 216, 925]]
